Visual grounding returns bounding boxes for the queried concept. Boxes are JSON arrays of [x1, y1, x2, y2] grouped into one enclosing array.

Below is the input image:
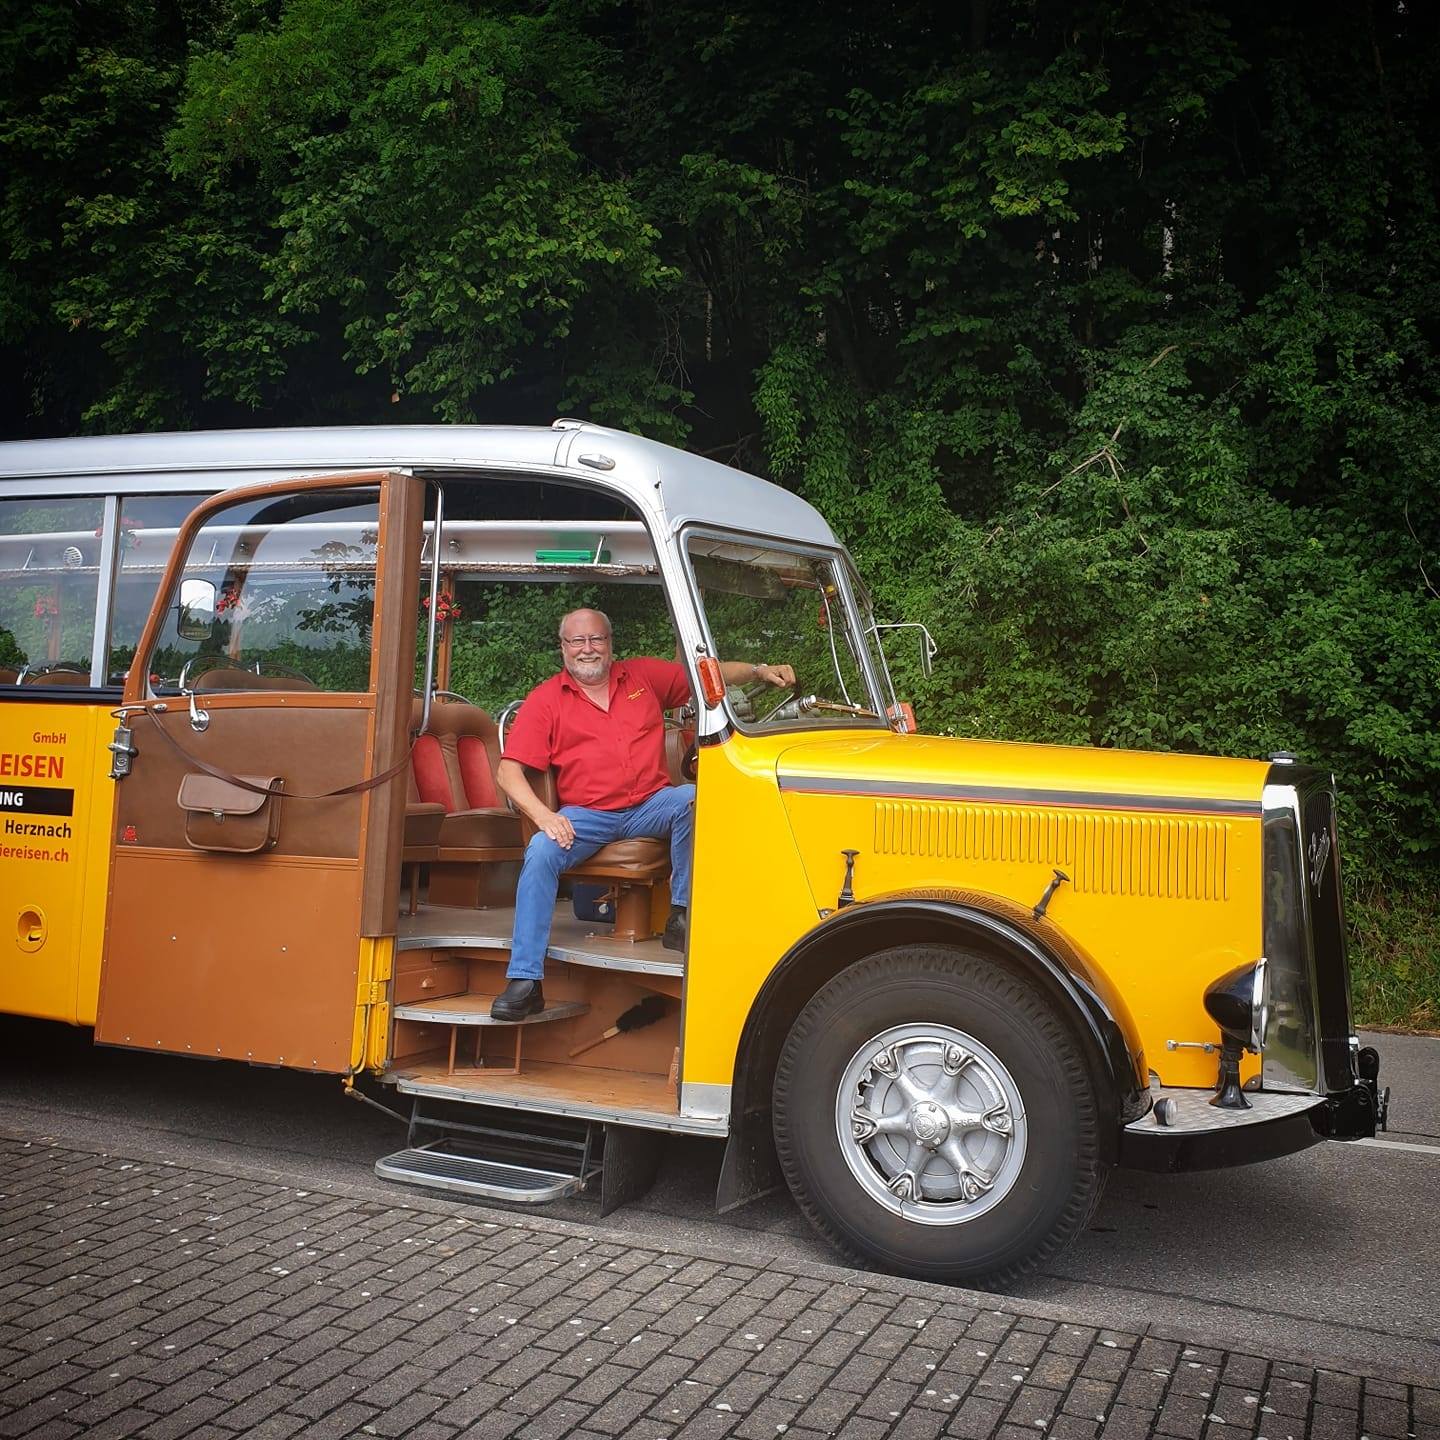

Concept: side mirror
[[176, 578, 217, 641], [873, 621, 936, 678]]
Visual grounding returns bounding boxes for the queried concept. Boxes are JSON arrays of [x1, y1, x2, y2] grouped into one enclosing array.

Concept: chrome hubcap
[[836, 1023, 1027, 1225]]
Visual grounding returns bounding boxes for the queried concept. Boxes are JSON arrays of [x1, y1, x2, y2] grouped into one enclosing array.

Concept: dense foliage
[[3, 0, 1436, 1020]]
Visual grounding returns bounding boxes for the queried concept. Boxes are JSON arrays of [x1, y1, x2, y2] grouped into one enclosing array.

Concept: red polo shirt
[[502, 657, 693, 811]]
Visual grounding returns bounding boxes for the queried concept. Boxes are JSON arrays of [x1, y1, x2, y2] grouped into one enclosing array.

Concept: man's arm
[[718, 659, 795, 688], [496, 758, 576, 849]]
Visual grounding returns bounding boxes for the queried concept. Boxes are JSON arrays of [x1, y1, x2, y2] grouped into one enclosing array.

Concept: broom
[[568, 995, 669, 1058]]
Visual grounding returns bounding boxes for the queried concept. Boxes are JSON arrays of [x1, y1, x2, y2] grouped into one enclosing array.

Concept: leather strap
[[143, 707, 412, 800]]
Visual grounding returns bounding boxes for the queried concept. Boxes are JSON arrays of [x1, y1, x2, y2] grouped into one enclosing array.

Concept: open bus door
[[95, 472, 424, 1073]]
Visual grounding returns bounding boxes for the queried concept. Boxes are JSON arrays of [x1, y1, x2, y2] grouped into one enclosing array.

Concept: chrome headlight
[[1204, 959, 1269, 1053], [1251, 955, 1270, 1050]]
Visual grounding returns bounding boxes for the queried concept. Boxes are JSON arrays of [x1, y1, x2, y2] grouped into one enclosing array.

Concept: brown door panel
[[96, 470, 426, 1075], [116, 706, 373, 857], [97, 850, 362, 1069]]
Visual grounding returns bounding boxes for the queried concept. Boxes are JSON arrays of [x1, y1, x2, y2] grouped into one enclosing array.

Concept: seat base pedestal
[[427, 860, 519, 909]]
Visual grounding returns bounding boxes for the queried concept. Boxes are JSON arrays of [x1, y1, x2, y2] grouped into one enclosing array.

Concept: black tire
[[773, 944, 1107, 1288]]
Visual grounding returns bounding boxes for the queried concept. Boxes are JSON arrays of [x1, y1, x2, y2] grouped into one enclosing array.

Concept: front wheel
[[773, 944, 1107, 1288]]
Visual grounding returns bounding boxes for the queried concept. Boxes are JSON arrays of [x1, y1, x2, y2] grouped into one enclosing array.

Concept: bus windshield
[[685, 534, 888, 728]]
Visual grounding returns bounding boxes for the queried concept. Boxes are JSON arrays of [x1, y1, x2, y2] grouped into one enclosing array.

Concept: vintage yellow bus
[[0, 422, 1386, 1286]]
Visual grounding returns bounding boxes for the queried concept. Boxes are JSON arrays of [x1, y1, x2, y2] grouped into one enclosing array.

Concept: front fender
[[716, 889, 1148, 1211]]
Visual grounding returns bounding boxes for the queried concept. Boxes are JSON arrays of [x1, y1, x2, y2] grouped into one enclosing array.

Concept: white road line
[[1353, 1137, 1440, 1156]]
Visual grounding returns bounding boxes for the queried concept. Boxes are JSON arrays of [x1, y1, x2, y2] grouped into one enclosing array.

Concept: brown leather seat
[[411, 698, 523, 907]]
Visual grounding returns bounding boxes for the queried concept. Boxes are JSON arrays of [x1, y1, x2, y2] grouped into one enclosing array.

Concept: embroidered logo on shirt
[[627, 686, 647, 701]]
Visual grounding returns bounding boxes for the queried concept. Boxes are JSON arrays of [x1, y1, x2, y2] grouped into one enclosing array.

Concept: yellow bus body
[[0, 700, 114, 1026]]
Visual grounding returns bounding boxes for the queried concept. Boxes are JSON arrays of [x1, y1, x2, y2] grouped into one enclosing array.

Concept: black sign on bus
[[0, 785, 75, 816]]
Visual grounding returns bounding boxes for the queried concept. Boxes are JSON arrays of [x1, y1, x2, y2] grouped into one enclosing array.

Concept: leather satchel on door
[[177, 773, 283, 854]]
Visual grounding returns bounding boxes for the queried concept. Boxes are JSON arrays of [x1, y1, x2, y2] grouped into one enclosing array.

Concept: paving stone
[[734, 1397, 804, 1439], [1049, 1417, 1102, 1440], [1362, 1392, 1411, 1437], [1065, 1377, 1119, 1421], [289, 1401, 382, 1439], [1155, 1390, 1211, 1439], [366, 1392, 448, 1437], [946, 1394, 1007, 1438]]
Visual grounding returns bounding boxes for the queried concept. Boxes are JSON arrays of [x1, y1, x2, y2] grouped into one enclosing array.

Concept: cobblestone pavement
[[0, 1133, 1435, 1440]]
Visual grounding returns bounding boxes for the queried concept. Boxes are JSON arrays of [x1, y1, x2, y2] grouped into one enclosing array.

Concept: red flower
[[422, 592, 462, 622]]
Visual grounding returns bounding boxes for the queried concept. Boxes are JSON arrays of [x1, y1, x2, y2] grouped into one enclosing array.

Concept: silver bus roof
[[0, 421, 838, 551]]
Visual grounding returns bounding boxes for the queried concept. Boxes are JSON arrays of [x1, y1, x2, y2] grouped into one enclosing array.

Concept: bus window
[[685, 535, 882, 727], [0, 496, 103, 685], [106, 493, 206, 685], [437, 577, 675, 709], [147, 488, 380, 696]]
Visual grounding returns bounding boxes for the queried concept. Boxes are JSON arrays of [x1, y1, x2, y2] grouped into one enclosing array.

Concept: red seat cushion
[[457, 735, 500, 809], [412, 732, 454, 809]]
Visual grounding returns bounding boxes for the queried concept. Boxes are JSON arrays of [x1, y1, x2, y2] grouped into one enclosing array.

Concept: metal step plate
[[1126, 1085, 1323, 1134], [375, 1142, 582, 1203]]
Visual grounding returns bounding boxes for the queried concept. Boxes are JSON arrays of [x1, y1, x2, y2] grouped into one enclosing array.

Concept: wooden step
[[397, 903, 683, 979], [393, 994, 588, 1026]]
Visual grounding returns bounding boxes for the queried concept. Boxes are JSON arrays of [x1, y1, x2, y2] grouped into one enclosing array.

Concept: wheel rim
[[834, 1023, 1028, 1226]]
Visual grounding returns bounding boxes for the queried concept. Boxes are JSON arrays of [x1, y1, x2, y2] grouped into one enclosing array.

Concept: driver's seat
[[522, 766, 674, 942]]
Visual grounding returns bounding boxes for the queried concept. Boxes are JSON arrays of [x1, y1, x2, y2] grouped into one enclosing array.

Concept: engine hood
[[773, 732, 1268, 815]]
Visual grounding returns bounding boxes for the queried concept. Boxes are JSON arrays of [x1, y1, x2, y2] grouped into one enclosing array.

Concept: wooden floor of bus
[[389, 1055, 721, 1135]]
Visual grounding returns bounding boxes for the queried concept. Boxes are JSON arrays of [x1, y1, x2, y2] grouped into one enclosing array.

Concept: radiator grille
[[872, 802, 1229, 901]]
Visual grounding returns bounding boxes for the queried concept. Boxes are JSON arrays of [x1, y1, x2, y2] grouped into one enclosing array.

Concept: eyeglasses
[[560, 633, 611, 649]]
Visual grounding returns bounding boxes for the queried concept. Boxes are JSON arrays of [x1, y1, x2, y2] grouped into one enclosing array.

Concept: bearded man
[[490, 608, 794, 1019]]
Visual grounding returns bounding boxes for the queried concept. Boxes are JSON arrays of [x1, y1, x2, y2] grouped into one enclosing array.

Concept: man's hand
[[754, 661, 795, 687], [497, 758, 575, 848], [538, 808, 575, 849]]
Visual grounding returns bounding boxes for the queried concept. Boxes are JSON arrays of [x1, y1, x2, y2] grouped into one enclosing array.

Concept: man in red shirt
[[491, 608, 793, 1018]]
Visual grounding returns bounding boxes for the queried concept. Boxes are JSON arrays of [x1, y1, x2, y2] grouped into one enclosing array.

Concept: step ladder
[[375, 1098, 663, 1214]]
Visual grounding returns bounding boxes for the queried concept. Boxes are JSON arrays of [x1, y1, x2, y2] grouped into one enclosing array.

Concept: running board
[[375, 1141, 582, 1203], [373, 1100, 663, 1214]]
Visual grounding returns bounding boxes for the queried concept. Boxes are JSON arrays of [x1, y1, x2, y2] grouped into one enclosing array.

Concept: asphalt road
[[2, 1018, 1436, 1385]]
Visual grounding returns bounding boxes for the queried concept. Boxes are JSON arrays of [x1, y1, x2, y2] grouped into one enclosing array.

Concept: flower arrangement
[[422, 591, 462, 623]]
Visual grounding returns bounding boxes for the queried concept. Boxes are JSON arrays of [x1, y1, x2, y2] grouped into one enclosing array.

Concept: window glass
[[685, 535, 884, 727], [107, 493, 207, 685], [0, 496, 104, 685], [436, 578, 674, 710], [148, 489, 380, 695]]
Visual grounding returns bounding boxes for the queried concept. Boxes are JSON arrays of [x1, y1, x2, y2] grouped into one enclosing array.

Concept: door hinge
[[358, 980, 388, 1007]]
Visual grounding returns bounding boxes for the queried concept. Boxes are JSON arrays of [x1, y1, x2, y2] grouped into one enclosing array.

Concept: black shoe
[[661, 904, 687, 953], [491, 978, 544, 1020]]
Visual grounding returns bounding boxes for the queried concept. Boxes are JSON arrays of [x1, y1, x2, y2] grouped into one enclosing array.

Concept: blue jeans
[[506, 784, 696, 980]]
